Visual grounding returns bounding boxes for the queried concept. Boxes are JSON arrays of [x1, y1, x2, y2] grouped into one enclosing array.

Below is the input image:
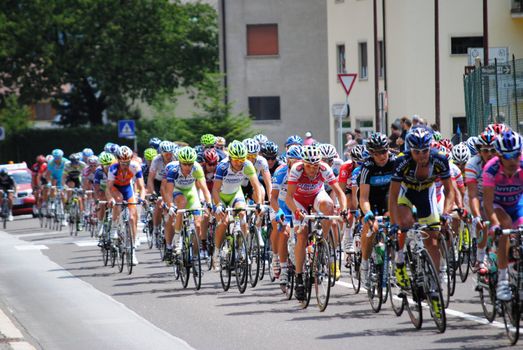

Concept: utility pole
[[483, 0, 489, 65], [373, 0, 380, 131], [434, 0, 440, 128]]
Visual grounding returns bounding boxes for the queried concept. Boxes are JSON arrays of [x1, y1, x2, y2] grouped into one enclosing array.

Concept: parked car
[[0, 162, 36, 216]]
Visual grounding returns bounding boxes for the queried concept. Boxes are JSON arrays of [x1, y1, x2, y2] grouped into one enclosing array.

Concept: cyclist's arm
[[248, 174, 263, 204], [350, 185, 358, 210], [212, 179, 222, 206], [358, 183, 371, 214], [452, 179, 464, 209], [285, 183, 298, 214], [468, 182, 482, 218], [270, 189, 279, 212], [147, 169, 156, 194], [331, 181, 346, 212], [105, 180, 115, 202], [483, 185, 499, 227], [135, 177, 146, 201], [261, 169, 272, 198], [388, 180, 401, 225], [163, 182, 175, 208], [441, 177, 455, 215], [195, 177, 211, 204]]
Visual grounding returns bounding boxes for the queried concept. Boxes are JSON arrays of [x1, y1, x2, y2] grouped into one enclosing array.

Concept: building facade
[[218, 0, 330, 147]]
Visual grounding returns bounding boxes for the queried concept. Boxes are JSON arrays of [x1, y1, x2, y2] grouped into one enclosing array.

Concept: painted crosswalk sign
[[118, 120, 135, 138]]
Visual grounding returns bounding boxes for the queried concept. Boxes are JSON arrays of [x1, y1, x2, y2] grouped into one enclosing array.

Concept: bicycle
[[258, 204, 272, 281], [439, 216, 457, 309], [96, 201, 113, 267], [66, 188, 82, 236], [246, 205, 269, 288], [141, 196, 156, 249], [346, 220, 363, 294], [49, 188, 65, 232], [170, 207, 205, 290], [401, 223, 446, 333], [205, 215, 216, 271], [83, 190, 97, 238], [114, 201, 141, 275], [0, 189, 13, 229], [455, 209, 472, 282], [474, 221, 498, 323]]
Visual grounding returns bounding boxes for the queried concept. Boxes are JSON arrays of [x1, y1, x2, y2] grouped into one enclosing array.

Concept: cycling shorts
[[219, 189, 245, 208], [293, 190, 331, 214], [398, 183, 439, 227], [173, 186, 201, 214], [494, 196, 523, 227], [114, 184, 135, 201], [153, 179, 162, 196], [66, 176, 81, 188]]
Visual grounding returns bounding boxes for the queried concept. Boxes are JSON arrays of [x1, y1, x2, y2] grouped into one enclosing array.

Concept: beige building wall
[[328, 0, 523, 142]]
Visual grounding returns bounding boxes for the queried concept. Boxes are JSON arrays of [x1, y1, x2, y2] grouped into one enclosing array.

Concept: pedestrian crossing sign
[[118, 120, 135, 138]]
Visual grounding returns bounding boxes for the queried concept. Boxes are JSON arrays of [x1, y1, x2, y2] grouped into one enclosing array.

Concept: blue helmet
[[406, 128, 432, 150], [0, 167, 7, 176], [495, 130, 522, 155], [465, 136, 479, 156], [52, 149, 64, 158], [286, 145, 303, 160], [149, 137, 162, 150], [109, 144, 120, 155], [261, 141, 279, 158], [82, 148, 94, 158], [104, 142, 114, 153], [285, 135, 303, 147]]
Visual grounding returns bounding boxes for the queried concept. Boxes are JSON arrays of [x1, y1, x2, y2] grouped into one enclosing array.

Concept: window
[[358, 42, 368, 79], [377, 40, 384, 78], [336, 44, 346, 73], [451, 36, 483, 55], [247, 24, 278, 56], [248, 96, 281, 120]]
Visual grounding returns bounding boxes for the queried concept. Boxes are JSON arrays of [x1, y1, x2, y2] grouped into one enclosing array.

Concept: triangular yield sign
[[121, 123, 132, 135], [338, 73, 357, 96]]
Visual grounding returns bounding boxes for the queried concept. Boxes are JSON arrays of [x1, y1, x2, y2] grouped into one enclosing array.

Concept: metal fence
[[464, 56, 523, 137]]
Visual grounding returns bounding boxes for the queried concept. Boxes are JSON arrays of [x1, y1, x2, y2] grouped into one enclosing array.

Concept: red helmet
[[203, 148, 219, 164], [485, 123, 509, 135], [36, 155, 46, 163], [438, 138, 453, 151]]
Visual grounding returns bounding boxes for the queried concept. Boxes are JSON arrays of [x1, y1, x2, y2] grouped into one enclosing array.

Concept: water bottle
[[288, 234, 296, 263], [375, 242, 384, 265], [354, 235, 361, 252]]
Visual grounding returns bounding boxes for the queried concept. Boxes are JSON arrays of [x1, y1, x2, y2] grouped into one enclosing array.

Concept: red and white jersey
[[288, 161, 337, 201], [338, 160, 355, 187]]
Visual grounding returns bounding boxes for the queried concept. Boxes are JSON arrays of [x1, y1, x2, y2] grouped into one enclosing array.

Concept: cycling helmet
[[69, 153, 81, 163], [318, 143, 337, 160], [104, 142, 114, 153], [228, 140, 248, 159], [0, 168, 7, 176], [200, 134, 216, 147], [302, 145, 322, 164], [432, 131, 443, 142], [366, 132, 389, 151], [143, 148, 158, 161], [177, 147, 197, 163], [350, 145, 367, 162], [117, 146, 133, 162], [108, 144, 120, 155], [465, 136, 479, 156], [437, 145, 451, 160], [494, 130, 523, 155], [194, 145, 204, 154], [451, 143, 471, 165], [439, 138, 453, 151], [476, 130, 497, 148], [46, 155, 53, 163], [485, 123, 510, 135], [82, 148, 94, 158], [215, 136, 226, 147], [243, 138, 260, 155], [36, 155, 46, 163], [52, 149, 64, 158], [285, 135, 303, 147], [261, 141, 279, 158], [149, 137, 162, 150], [286, 145, 303, 160], [87, 155, 99, 166], [253, 134, 268, 146], [203, 148, 219, 164], [99, 152, 115, 166], [406, 128, 432, 149], [159, 141, 174, 153]]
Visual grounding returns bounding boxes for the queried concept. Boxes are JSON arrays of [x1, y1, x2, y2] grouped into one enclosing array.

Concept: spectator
[[354, 128, 363, 145], [389, 122, 401, 151], [397, 116, 412, 152], [303, 131, 316, 146], [343, 132, 357, 160], [412, 114, 420, 126]]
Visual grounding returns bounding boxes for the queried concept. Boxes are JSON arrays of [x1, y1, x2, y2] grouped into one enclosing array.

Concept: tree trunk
[[80, 77, 106, 125]]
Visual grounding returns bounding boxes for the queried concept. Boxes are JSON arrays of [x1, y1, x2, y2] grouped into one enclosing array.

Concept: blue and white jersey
[[93, 167, 108, 190], [164, 161, 204, 190], [214, 159, 256, 194], [243, 155, 269, 186], [272, 164, 289, 201]]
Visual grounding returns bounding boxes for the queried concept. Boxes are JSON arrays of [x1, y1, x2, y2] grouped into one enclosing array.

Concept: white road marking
[[10, 342, 37, 350], [74, 241, 99, 247], [14, 245, 48, 251], [0, 307, 23, 338]]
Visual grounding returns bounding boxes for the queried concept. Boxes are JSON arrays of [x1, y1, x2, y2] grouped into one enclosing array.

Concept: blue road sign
[[118, 120, 135, 138]]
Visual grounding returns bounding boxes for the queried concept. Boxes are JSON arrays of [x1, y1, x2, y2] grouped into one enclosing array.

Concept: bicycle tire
[[458, 224, 471, 282], [328, 229, 338, 287], [314, 238, 332, 312], [235, 232, 249, 294], [469, 237, 478, 269], [285, 261, 295, 300], [348, 250, 362, 294], [125, 222, 134, 275], [102, 238, 109, 266], [206, 220, 215, 271], [146, 212, 154, 249], [259, 222, 270, 281], [248, 227, 261, 287], [420, 249, 446, 333], [219, 236, 233, 291], [438, 237, 451, 309], [502, 294, 520, 345], [178, 232, 190, 289], [405, 243, 423, 330], [117, 240, 124, 273], [299, 255, 314, 309], [446, 231, 457, 297], [478, 274, 497, 323], [191, 231, 202, 291], [368, 253, 383, 313], [388, 254, 405, 317], [110, 245, 117, 268]]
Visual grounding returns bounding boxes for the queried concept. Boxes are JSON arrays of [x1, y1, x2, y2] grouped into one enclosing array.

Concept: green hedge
[[0, 126, 137, 164]]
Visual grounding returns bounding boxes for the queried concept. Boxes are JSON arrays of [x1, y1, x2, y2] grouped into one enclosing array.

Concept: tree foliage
[[0, 95, 33, 134], [0, 0, 218, 126]]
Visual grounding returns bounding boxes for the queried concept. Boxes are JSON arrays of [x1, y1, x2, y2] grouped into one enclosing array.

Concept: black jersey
[[359, 154, 396, 213]]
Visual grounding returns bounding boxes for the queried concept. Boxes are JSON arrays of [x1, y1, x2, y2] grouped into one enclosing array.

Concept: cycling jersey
[[165, 161, 205, 209], [325, 158, 343, 193], [391, 149, 450, 191], [82, 166, 97, 184], [242, 155, 269, 186], [107, 161, 143, 201], [0, 175, 15, 192], [64, 161, 86, 179], [288, 161, 337, 209], [31, 162, 48, 186], [464, 154, 486, 200], [268, 159, 284, 176], [359, 155, 396, 214], [214, 159, 256, 206], [150, 154, 170, 181], [338, 160, 356, 193], [272, 164, 290, 202], [435, 162, 464, 202], [483, 157, 523, 207], [141, 162, 150, 183], [93, 168, 108, 192], [47, 158, 68, 186]]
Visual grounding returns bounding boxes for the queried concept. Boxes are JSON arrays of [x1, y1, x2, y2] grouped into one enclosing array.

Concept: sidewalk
[[0, 306, 37, 350]]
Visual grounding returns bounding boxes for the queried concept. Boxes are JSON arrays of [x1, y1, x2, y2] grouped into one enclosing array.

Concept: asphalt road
[[0, 216, 516, 350]]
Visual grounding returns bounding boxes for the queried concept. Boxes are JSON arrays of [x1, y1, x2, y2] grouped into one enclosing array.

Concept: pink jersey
[[482, 156, 523, 206], [288, 161, 337, 202]]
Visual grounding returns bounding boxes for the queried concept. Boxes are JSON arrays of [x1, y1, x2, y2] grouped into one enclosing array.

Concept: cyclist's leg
[[314, 190, 334, 238], [293, 198, 310, 274], [152, 180, 162, 235]]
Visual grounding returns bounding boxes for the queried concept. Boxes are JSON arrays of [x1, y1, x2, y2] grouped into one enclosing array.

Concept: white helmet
[[243, 138, 260, 155], [451, 143, 471, 165], [318, 143, 337, 160], [302, 145, 322, 164]]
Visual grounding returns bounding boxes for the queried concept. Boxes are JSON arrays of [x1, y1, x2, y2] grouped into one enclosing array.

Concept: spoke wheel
[[478, 273, 497, 323], [206, 220, 216, 271], [502, 297, 520, 345], [125, 222, 134, 275], [458, 225, 471, 282], [421, 249, 446, 333], [405, 244, 423, 330], [314, 238, 332, 312], [367, 254, 383, 313], [146, 213, 154, 249], [191, 232, 202, 291], [285, 261, 295, 300], [248, 228, 261, 287], [388, 252, 405, 317], [438, 238, 451, 309], [117, 239, 124, 273], [235, 232, 249, 294], [219, 236, 233, 291], [179, 232, 190, 289], [348, 250, 362, 294]]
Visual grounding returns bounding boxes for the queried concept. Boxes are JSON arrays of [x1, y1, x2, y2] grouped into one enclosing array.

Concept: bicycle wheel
[[219, 236, 233, 291], [248, 227, 261, 287], [124, 222, 134, 275], [299, 254, 314, 309], [438, 238, 451, 309], [191, 231, 202, 291], [268, 248, 276, 282], [405, 244, 423, 330], [285, 261, 295, 300], [446, 231, 457, 297], [206, 220, 215, 271], [502, 290, 520, 345], [117, 240, 124, 273], [348, 249, 361, 294], [235, 232, 249, 294], [420, 249, 446, 333], [110, 244, 117, 268], [146, 213, 154, 249], [328, 229, 338, 287], [259, 223, 270, 281], [469, 237, 478, 269], [478, 272, 497, 323], [458, 224, 471, 282], [101, 238, 109, 266], [314, 238, 332, 312], [388, 251, 405, 317], [178, 231, 190, 289], [368, 253, 383, 313]]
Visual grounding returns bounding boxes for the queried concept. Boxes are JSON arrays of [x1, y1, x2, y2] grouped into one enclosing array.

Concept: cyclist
[[149, 138, 162, 152], [93, 152, 116, 238], [46, 149, 68, 188], [215, 136, 228, 159], [280, 135, 304, 162], [211, 140, 263, 270], [199, 148, 220, 250], [106, 146, 146, 265], [147, 141, 174, 239], [31, 155, 48, 215], [451, 142, 471, 174], [141, 148, 158, 182], [358, 133, 396, 287], [465, 130, 497, 272], [261, 141, 283, 175], [271, 145, 302, 288], [82, 155, 99, 191], [253, 134, 268, 147], [242, 138, 272, 202], [162, 147, 212, 264], [81, 148, 94, 164], [389, 128, 454, 290], [63, 153, 87, 228], [482, 129, 523, 301], [285, 145, 347, 300], [0, 168, 16, 221]]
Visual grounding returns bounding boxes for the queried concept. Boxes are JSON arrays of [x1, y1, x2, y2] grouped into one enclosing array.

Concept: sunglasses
[[501, 151, 521, 160], [371, 149, 388, 156], [411, 148, 430, 155], [480, 147, 496, 154], [230, 157, 246, 162], [180, 162, 194, 166], [206, 162, 217, 167], [266, 156, 277, 161], [120, 161, 130, 166]]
